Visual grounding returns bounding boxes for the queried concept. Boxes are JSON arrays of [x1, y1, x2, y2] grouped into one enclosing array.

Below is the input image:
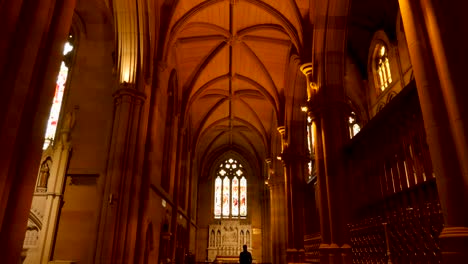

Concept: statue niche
[[36, 159, 51, 192]]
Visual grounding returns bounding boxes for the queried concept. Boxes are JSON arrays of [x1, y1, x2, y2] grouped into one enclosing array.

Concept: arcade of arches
[[1, 0, 468, 263]]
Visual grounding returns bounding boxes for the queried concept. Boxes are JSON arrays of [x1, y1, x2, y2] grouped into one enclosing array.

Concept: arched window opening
[[375, 45, 392, 91], [349, 111, 361, 138], [213, 158, 247, 219], [43, 34, 75, 149], [306, 116, 316, 181]]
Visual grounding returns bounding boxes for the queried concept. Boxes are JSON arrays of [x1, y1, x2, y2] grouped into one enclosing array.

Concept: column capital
[[277, 125, 286, 136], [277, 126, 288, 151], [113, 83, 147, 103], [300, 62, 318, 102]]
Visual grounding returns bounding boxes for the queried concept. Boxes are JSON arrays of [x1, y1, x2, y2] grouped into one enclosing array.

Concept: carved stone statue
[[37, 161, 50, 189]]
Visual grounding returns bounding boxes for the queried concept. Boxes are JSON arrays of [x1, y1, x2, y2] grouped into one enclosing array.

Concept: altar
[[207, 220, 252, 262]]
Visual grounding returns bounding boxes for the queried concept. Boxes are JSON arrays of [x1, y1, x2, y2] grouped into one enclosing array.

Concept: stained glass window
[[213, 158, 247, 218], [240, 176, 247, 216], [375, 45, 392, 91], [349, 111, 361, 138], [222, 177, 230, 217], [214, 177, 222, 218], [306, 116, 316, 180], [232, 177, 239, 216], [43, 36, 74, 149]]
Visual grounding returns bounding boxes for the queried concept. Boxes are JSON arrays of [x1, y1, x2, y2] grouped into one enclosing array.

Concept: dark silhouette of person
[[239, 245, 252, 264]]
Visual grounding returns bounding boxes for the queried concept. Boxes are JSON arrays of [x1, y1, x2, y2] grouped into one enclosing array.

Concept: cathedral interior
[[1, 0, 468, 263]]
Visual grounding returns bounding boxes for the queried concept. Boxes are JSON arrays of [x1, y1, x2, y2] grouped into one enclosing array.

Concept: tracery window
[[306, 116, 316, 181], [349, 111, 361, 138], [214, 158, 247, 218], [375, 45, 392, 91], [43, 34, 75, 149]]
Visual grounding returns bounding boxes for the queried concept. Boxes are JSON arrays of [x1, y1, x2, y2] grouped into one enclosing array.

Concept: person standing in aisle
[[239, 245, 252, 264]]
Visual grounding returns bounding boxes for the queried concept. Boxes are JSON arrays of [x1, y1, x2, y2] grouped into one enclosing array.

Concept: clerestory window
[[375, 45, 392, 91], [43, 34, 75, 149], [214, 158, 247, 219], [306, 116, 316, 181]]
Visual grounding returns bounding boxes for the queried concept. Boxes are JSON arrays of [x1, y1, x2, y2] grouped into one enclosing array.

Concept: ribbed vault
[[165, 0, 308, 167]]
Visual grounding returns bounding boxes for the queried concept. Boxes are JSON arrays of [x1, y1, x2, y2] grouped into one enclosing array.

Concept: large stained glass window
[[43, 35, 74, 149], [214, 158, 247, 218]]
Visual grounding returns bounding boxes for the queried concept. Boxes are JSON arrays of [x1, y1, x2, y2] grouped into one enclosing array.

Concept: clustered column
[[266, 155, 288, 264], [280, 145, 307, 262], [96, 83, 146, 263]]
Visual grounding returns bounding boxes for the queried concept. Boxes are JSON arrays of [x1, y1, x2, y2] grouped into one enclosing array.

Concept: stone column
[[281, 145, 307, 263], [301, 63, 331, 249], [0, 0, 75, 262], [316, 99, 352, 264], [266, 153, 287, 264], [277, 126, 306, 263], [95, 84, 146, 263], [310, 0, 353, 260], [398, 0, 468, 262]]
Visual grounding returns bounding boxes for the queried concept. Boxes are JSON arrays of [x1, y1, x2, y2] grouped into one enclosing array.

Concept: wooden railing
[[348, 217, 387, 263], [346, 83, 443, 263], [348, 190, 443, 263], [304, 232, 321, 263]]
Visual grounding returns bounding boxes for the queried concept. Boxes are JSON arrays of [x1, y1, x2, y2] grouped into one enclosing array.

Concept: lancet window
[[214, 158, 247, 218], [349, 111, 361, 138], [306, 116, 316, 181], [43, 34, 75, 149], [375, 45, 392, 91]]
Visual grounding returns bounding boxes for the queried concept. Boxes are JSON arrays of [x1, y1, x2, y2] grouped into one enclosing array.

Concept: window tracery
[[375, 45, 392, 91], [214, 158, 247, 218]]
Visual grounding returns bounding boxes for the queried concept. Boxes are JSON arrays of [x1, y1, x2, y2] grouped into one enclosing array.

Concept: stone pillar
[[398, 0, 468, 262], [95, 84, 146, 263], [0, 0, 75, 262], [281, 145, 307, 263], [266, 155, 287, 264], [301, 63, 331, 248], [310, 0, 353, 259], [316, 99, 352, 264], [277, 126, 306, 263]]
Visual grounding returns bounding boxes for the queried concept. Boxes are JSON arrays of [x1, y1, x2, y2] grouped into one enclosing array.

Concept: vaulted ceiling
[[165, 0, 309, 163]]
